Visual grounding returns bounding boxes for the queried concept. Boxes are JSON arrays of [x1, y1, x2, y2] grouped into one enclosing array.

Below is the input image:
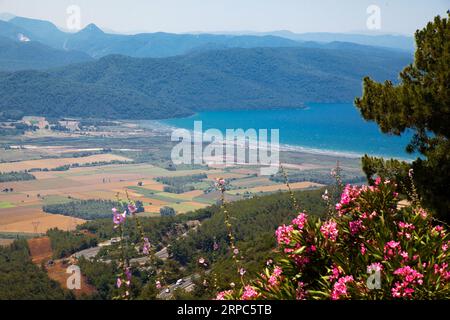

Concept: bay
[[160, 103, 414, 159]]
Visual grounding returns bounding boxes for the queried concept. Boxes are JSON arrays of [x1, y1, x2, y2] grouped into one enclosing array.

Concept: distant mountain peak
[[79, 23, 104, 35]]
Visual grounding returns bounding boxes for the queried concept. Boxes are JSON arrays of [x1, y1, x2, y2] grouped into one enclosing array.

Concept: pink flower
[[367, 262, 383, 273], [320, 220, 338, 242], [417, 208, 427, 219], [268, 266, 283, 286], [292, 212, 307, 229], [292, 255, 310, 267], [116, 277, 122, 288], [331, 276, 353, 300], [127, 204, 137, 214], [398, 221, 415, 239], [336, 184, 362, 214], [384, 241, 401, 259], [155, 280, 162, 289], [112, 208, 126, 227], [215, 178, 226, 190], [215, 290, 232, 300], [433, 263, 450, 281], [392, 266, 423, 298], [374, 176, 382, 185], [296, 282, 307, 300], [275, 224, 294, 245], [233, 248, 239, 255], [400, 251, 409, 261], [360, 244, 367, 255], [349, 219, 364, 235], [432, 225, 446, 238], [239, 268, 246, 276], [142, 237, 150, 255], [241, 285, 259, 300], [273, 266, 282, 277], [329, 264, 341, 282]]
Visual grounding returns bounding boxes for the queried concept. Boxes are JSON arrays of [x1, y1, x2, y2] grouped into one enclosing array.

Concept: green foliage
[[0, 171, 35, 182], [46, 228, 97, 259], [222, 180, 450, 300], [157, 173, 207, 194], [79, 207, 213, 247], [0, 45, 410, 120], [0, 239, 70, 299], [0, 35, 93, 71], [169, 189, 326, 289], [270, 169, 365, 185], [76, 257, 117, 299], [355, 12, 450, 221], [43, 199, 143, 220], [160, 206, 176, 217]]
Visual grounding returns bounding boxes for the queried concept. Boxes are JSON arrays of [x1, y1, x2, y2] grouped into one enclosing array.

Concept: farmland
[[0, 119, 363, 236]]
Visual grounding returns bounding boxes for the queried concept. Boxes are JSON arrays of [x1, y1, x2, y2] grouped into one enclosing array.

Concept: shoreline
[[141, 120, 414, 162]]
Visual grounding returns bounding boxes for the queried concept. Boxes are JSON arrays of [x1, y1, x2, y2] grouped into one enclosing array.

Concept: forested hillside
[[0, 45, 411, 120], [0, 240, 70, 299], [0, 36, 93, 71]]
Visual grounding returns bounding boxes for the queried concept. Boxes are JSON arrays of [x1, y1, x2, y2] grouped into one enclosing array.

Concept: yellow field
[[0, 154, 131, 172], [235, 181, 324, 194], [0, 157, 326, 233], [0, 162, 213, 233], [0, 207, 85, 233]]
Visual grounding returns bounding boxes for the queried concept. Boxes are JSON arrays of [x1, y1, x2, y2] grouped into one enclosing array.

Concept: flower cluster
[[320, 219, 338, 241], [112, 208, 126, 227], [241, 285, 259, 300], [391, 266, 424, 298], [218, 179, 450, 300], [116, 267, 132, 298], [331, 275, 354, 300]]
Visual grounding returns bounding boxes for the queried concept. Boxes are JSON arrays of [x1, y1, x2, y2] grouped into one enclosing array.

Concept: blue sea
[[160, 103, 414, 160]]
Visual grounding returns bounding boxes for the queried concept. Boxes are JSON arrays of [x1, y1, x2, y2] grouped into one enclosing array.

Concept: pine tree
[[354, 12, 450, 221]]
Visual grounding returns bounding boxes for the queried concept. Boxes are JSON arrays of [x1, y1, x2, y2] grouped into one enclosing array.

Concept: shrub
[[218, 178, 450, 300]]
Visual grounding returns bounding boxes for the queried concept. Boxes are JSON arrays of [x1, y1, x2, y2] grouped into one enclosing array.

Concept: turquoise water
[[161, 103, 413, 159]]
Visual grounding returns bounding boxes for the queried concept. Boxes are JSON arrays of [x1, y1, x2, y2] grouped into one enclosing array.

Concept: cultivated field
[[0, 154, 131, 172], [0, 130, 350, 235]]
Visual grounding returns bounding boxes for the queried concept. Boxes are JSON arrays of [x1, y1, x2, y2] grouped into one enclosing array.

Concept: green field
[[0, 201, 15, 209]]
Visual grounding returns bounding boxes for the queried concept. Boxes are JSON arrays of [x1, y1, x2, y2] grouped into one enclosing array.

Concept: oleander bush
[[217, 178, 450, 300]]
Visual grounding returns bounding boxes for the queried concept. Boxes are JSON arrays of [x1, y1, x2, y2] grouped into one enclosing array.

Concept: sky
[[0, 0, 448, 35]]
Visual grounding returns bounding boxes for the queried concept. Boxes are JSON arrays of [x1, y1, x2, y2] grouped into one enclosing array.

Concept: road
[[72, 243, 169, 264], [72, 246, 102, 260], [157, 274, 198, 300]]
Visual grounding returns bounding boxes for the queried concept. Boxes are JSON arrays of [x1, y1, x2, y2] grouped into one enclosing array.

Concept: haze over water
[[162, 103, 414, 160]]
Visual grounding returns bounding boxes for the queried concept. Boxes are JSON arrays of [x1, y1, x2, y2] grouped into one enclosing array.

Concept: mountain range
[[0, 15, 414, 63], [0, 44, 411, 120], [0, 15, 414, 120]]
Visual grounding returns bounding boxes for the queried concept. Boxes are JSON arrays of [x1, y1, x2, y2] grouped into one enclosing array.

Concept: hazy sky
[[0, 0, 448, 35]]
